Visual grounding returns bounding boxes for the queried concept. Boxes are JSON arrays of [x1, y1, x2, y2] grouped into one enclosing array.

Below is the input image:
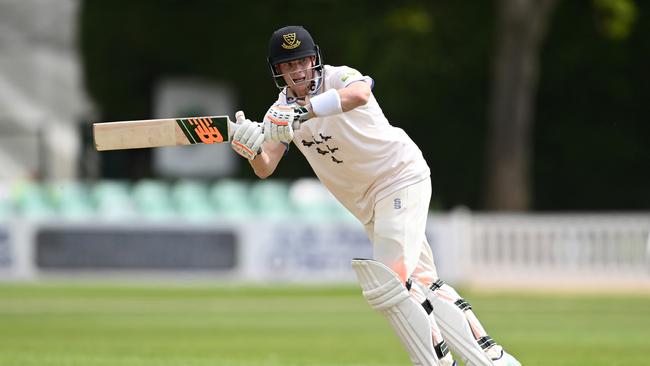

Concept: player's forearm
[[248, 151, 273, 179], [301, 81, 371, 118], [338, 81, 371, 112], [248, 141, 285, 179]]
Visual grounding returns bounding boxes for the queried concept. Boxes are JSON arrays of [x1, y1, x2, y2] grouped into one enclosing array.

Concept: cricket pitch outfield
[[0, 284, 648, 366]]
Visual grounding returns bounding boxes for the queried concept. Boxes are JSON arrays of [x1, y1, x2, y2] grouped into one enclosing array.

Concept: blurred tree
[[484, 0, 644, 211], [484, 0, 559, 210]]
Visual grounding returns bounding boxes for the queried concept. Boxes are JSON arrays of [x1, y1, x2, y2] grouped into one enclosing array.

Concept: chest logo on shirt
[[301, 133, 343, 164]]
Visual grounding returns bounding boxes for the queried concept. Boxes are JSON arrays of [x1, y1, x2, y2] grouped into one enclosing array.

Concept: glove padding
[[231, 111, 264, 160], [263, 105, 312, 143]]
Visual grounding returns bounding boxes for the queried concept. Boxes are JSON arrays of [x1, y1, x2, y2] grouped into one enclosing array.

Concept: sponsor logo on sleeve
[[341, 70, 361, 82]]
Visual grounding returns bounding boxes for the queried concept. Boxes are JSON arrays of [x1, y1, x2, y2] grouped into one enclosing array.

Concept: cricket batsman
[[230, 25, 521, 366]]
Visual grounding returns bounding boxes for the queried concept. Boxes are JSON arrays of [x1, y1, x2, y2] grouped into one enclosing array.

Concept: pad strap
[[420, 279, 446, 315], [478, 335, 496, 350], [422, 299, 434, 315], [455, 298, 473, 311], [430, 279, 445, 291], [434, 341, 450, 359]]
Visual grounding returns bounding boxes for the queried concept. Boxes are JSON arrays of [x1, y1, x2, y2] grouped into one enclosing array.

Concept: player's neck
[[285, 86, 308, 104]]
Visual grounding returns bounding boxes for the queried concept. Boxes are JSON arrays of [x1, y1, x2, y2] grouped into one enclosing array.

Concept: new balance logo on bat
[[177, 117, 227, 144]]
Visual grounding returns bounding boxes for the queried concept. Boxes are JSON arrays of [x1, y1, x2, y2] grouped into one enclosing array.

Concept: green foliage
[[594, 0, 638, 40], [385, 4, 434, 35]]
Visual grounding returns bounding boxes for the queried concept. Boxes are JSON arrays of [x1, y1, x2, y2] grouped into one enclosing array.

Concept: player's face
[[277, 56, 316, 98]]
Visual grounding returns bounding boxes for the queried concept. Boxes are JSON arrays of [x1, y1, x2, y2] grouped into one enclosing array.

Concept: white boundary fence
[[1, 212, 649, 288], [427, 211, 650, 288]]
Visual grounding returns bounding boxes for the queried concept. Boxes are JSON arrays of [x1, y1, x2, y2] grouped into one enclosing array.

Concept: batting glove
[[263, 104, 313, 143], [231, 111, 264, 160]]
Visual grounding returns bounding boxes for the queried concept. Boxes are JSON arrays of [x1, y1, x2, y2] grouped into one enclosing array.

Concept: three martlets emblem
[[282, 33, 301, 49]]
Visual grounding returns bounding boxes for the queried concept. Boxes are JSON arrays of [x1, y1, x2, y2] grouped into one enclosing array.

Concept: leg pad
[[352, 259, 441, 366]]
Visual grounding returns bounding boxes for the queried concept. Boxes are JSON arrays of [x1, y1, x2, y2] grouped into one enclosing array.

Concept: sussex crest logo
[[281, 33, 301, 49]]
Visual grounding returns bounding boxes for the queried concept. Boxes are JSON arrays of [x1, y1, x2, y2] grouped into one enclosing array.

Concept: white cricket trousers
[[364, 177, 438, 289]]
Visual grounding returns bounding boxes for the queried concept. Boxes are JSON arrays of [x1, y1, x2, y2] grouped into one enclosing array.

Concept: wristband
[[310, 89, 342, 117]]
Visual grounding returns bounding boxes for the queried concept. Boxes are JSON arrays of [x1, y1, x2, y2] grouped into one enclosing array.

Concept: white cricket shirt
[[273, 65, 430, 224]]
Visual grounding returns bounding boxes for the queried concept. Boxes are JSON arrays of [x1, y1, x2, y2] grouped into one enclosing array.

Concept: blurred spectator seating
[[49, 181, 94, 220], [0, 178, 355, 223], [92, 180, 137, 220], [12, 180, 56, 219], [249, 180, 293, 219], [131, 179, 175, 221], [210, 179, 254, 220]]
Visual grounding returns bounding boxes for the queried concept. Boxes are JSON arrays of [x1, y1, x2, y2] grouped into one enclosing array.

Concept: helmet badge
[[281, 33, 301, 49]]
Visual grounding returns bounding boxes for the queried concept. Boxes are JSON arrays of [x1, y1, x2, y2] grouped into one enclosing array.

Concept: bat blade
[[93, 116, 234, 151]]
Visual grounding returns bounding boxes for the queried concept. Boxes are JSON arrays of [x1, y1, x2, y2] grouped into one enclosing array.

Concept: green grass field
[[0, 283, 648, 366]]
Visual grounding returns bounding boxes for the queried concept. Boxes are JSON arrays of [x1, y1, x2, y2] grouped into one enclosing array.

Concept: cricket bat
[[93, 116, 237, 151]]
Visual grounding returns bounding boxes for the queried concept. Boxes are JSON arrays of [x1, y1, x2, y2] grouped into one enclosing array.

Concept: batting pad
[[351, 259, 441, 366], [424, 290, 494, 366]]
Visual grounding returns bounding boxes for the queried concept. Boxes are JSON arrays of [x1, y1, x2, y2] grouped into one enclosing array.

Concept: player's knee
[[376, 258, 408, 284]]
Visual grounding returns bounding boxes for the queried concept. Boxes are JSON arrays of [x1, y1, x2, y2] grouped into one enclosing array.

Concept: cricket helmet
[[267, 25, 323, 91]]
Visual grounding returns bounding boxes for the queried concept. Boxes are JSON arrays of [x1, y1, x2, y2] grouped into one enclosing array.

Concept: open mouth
[[293, 77, 306, 83]]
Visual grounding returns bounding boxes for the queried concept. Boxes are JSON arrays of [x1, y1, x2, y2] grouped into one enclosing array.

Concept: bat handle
[[235, 111, 246, 123], [227, 120, 241, 140]]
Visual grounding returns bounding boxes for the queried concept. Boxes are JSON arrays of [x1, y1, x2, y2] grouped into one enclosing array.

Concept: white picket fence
[[428, 211, 650, 288]]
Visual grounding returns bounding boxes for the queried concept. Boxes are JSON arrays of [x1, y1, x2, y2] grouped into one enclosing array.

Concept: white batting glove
[[231, 111, 264, 160], [263, 105, 313, 143], [263, 105, 295, 144]]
